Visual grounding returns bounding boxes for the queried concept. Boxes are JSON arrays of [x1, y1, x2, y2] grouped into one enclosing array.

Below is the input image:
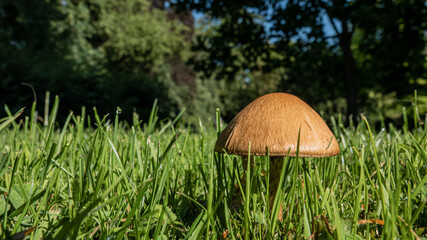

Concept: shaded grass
[[0, 95, 425, 239]]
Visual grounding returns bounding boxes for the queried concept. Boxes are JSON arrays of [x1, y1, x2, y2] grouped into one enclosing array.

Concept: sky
[[192, 6, 340, 44]]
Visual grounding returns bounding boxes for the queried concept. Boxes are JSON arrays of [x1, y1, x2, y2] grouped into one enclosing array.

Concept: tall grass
[[0, 95, 425, 239]]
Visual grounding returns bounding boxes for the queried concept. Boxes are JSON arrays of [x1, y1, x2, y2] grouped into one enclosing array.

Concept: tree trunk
[[341, 26, 359, 122]]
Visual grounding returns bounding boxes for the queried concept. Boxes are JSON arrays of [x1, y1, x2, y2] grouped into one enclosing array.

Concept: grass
[[0, 94, 426, 239]]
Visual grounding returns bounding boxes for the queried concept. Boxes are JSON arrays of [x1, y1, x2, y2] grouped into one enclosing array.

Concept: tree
[[174, 0, 426, 120], [271, 0, 426, 118], [0, 0, 195, 121], [0, 0, 68, 107]]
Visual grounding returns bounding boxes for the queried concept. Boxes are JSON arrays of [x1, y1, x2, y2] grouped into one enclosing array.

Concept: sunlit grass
[[0, 95, 426, 239]]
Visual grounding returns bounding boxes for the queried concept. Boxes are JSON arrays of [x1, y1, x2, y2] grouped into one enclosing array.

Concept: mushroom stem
[[269, 156, 283, 221], [240, 156, 284, 221]]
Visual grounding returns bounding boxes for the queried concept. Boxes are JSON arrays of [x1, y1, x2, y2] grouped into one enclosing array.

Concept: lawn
[[0, 96, 426, 239]]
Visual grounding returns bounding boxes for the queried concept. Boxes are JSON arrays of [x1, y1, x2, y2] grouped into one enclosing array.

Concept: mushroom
[[214, 93, 340, 220]]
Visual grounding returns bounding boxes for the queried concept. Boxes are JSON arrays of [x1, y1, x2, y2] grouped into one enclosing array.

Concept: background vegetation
[[0, 0, 426, 126]]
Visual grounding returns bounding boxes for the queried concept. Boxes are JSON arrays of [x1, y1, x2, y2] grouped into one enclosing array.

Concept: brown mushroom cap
[[215, 93, 340, 157]]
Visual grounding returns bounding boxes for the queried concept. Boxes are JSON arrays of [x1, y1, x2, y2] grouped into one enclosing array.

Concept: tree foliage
[[176, 0, 426, 122], [0, 0, 192, 121], [0, 0, 425, 125]]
